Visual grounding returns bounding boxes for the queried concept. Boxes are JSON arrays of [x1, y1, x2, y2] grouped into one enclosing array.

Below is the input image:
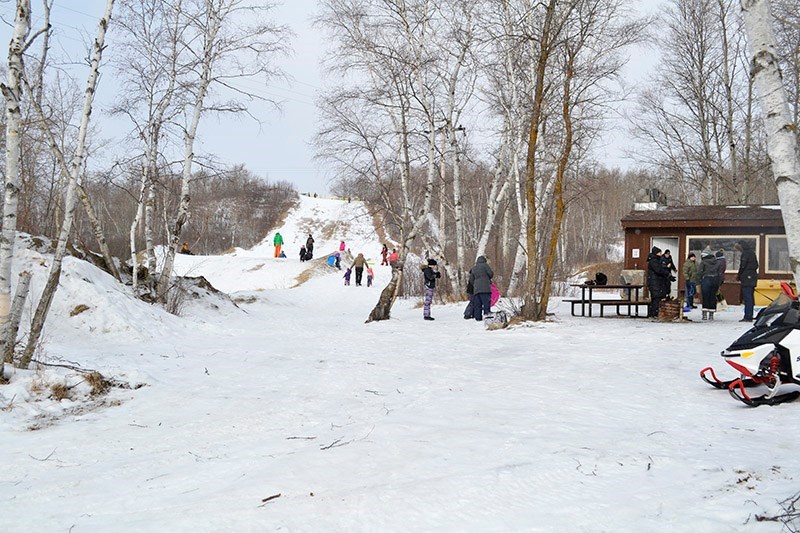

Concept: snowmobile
[[700, 282, 800, 407]]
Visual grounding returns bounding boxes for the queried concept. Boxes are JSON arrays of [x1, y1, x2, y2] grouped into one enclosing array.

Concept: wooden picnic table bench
[[567, 283, 648, 317]]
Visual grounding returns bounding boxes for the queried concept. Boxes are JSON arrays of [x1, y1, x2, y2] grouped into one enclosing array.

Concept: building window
[[687, 236, 759, 272], [766, 235, 790, 273]]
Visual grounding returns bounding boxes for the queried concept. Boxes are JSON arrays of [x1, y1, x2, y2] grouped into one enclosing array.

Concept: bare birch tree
[[741, 0, 800, 286], [19, 0, 115, 368], [0, 0, 48, 376], [17, 0, 114, 366], [111, 0, 187, 292]]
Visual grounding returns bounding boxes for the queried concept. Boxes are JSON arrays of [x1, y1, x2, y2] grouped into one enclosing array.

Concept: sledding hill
[[171, 195, 387, 294]]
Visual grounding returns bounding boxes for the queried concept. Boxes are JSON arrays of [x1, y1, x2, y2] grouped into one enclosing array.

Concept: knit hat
[[664, 249, 671, 255], [651, 246, 662, 255], [427, 258, 438, 266], [716, 250, 724, 258]]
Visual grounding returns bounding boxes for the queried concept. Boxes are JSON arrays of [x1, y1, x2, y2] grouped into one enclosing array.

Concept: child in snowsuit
[[299, 246, 307, 262], [366, 267, 374, 287], [421, 259, 441, 320], [343, 267, 352, 286], [335, 252, 341, 270]]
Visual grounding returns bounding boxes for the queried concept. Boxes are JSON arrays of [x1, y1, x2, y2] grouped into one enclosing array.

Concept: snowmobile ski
[[727, 379, 800, 407], [699, 367, 760, 389]]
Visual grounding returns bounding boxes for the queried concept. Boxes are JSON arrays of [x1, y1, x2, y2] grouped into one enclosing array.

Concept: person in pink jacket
[[490, 283, 500, 307]]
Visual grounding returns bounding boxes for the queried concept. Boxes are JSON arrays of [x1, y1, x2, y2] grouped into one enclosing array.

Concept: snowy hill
[[1, 196, 799, 531], [171, 195, 387, 294]]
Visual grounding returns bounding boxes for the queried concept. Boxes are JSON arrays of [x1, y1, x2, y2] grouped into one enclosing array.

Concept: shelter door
[[652, 236, 679, 300]]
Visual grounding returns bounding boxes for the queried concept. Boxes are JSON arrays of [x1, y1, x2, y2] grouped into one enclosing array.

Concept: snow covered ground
[[1, 196, 798, 531]]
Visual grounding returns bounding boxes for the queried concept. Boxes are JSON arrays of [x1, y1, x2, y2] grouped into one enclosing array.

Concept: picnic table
[[566, 283, 648, 317]]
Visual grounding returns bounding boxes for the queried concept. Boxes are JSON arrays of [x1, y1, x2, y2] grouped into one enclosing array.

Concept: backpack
[[595, 272, 608, 286]]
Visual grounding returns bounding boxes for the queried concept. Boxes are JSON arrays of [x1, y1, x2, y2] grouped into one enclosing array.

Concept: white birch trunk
[[2, 270, 31, 364], [129, 184, 145, 291], [741, 0, 800, 285], [476, 137, 511, 258], [20, 0, 114, 369], [0, 0, 32, 375], [157, 0, 219, 300]]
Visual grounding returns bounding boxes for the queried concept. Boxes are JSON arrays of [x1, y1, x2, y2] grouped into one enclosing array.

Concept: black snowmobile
[[700, 282, 800, 407]]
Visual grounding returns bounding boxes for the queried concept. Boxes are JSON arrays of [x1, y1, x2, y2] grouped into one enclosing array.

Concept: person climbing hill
[[273, 232, 283, 258], [351, 253, 367, 286]]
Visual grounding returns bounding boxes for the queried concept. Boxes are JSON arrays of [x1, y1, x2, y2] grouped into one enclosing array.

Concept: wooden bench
[[564, 298, 650, 317]]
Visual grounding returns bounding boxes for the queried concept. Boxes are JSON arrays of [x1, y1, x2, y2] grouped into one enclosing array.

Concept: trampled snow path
[[0, 197, 797, 531]]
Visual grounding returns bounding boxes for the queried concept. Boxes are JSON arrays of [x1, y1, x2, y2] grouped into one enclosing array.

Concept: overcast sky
[[1, 0, 664, 195]]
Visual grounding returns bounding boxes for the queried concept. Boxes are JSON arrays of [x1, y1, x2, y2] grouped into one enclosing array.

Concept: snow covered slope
[[171, 195, 387, 293], [1, 196, 799, 531]]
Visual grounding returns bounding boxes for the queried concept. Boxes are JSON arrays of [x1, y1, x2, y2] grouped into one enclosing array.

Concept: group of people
[[343, 252, 373, 287], [297, 234, 315, 262], [381, 244, 399, 267], [648, 241, 758, 322], [421, 255, 497, 322]]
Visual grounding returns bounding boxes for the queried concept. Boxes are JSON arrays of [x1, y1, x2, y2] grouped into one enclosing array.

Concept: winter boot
[[702, 310, 708, 320], [708, 311, 715, 321]]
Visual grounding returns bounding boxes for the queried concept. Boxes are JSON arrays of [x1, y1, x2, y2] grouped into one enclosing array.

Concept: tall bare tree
[[0, 0, 48, 376], [20, 0, 115, 368], [741, 0, 800, 287]]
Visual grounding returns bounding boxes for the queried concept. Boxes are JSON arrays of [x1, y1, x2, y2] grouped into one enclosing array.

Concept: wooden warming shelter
[[620, 204, 791, 306]]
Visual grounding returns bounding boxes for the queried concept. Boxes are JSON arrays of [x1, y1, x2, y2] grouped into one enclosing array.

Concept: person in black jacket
[[421, 258, 441, 321], [647, 246, 670, 318], [662, 249, 677, 295], [697, 249, 720, 320], [735, 241, 759, 322]]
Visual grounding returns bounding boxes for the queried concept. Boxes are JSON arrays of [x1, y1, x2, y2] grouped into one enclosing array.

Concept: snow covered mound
[[10, 234, 184, 344]]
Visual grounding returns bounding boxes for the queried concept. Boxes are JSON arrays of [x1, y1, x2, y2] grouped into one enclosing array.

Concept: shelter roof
[[620, 205, 783, 229]]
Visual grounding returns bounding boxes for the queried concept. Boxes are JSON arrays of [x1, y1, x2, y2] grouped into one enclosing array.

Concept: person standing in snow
[[334, 252, 341, 270], [366, 266, 374, 287], [715, 249, 727, 286], [343, 267, 352, 286], [646, 246, 670, 318], [682, 252, 699, 311], [273, 232, 283, 258], [662, 249, 677, 295], [697, 249, 720, 320], [381, 244, 389, 266], [421, 258, 441, 320], [339, 240, 346, 252], [305, 234, 315, 256], [388, 248, 399, 268], [299, 245, 307, 262], [351, 253, 367, 286], [735, 241, 759, 322], [469, 256, 494, 321]]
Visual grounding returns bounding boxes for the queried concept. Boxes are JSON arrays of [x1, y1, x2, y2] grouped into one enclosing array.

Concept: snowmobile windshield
[[754, 292, 799, 328]]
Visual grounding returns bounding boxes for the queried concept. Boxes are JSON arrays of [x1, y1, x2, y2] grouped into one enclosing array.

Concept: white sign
[[632, 248, 640, 259]]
